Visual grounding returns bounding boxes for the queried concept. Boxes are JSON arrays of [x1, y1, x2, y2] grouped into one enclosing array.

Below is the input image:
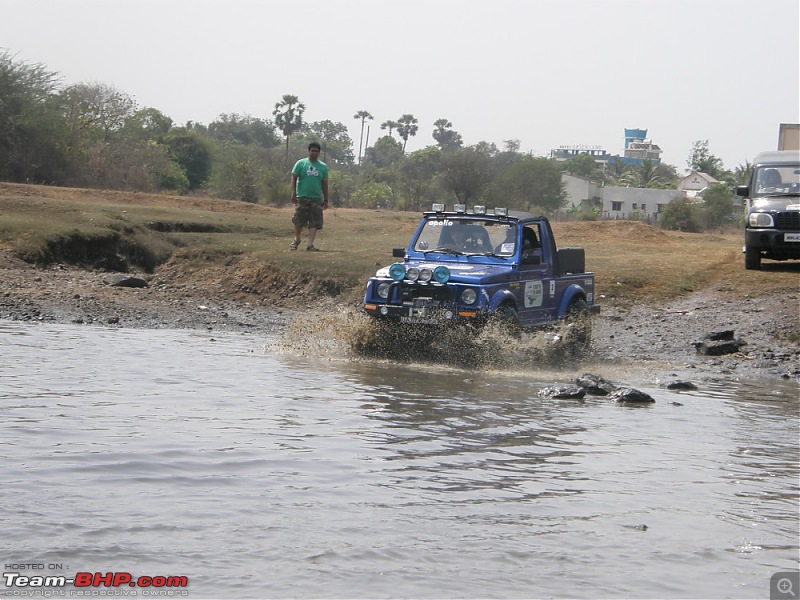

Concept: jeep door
[[516, 224, 557, 326]]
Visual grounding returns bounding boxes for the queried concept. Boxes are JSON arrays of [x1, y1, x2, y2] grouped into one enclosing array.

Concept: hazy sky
[[3, 0, 798, 170]]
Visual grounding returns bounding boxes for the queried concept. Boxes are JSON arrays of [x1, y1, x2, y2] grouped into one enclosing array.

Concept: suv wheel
[[744, 245, 761, 270]]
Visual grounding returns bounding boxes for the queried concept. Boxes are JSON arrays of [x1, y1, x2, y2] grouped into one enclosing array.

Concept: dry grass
[[1, 182, 798, 304]]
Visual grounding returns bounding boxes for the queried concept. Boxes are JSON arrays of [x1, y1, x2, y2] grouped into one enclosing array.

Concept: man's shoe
[[306, 245, 319, 251], [290, 239, 300, 250]]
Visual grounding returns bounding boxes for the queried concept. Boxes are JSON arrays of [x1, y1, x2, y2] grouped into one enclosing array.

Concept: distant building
[[550, 145, 612, 168], [677, 171, 720, 198], [551, 128, 663, 169], [562, 173, 681, 222], [619, 128, 662, 166]]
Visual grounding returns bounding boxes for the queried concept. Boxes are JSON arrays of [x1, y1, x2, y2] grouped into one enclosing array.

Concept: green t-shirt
[[292, 158, 328, 199]]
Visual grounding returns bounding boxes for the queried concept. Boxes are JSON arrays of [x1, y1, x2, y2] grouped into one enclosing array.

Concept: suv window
[[754, 166, 800, 195]]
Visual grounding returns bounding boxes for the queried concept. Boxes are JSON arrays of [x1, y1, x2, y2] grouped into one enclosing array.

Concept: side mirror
[[735, 185, 749, 197], [392, 248, 406, 258]]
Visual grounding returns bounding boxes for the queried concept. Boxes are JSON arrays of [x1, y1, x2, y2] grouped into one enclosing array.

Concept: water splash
[[268, 307, 592, 370]]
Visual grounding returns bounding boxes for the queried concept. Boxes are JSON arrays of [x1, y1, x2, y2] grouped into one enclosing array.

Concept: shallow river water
[[1, 321, 798, 599]]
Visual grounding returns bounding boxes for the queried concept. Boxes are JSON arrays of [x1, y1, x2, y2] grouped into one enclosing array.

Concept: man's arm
[[322, 178, 329, 209], [290, 173, 298, 204]]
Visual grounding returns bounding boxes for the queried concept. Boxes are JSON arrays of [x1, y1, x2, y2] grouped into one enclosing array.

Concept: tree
[[618, 159, 672, 189], [398, 147, 443, 210], [563, 153, 600, 179], [353, 110, 373, 164], [440, 146, 496, 204], [61, 82, 137, 142], [687, 140, 724, 179], [659, 197, 701, 232], [396, 114, 418, 152], [272, 94, 305, 160], [300, 120, 355, 166], [701, 183, 736, 230], [0, 50, 68, 183], [363, 135, 404, 168], [490, 156, 565, 215], [207, 113, 280, 148], [432, 118, 463, 151], [380, 119, 399, 137], [733, 161, 753, 186], [122, 107, 173, 142], [163, 129, 213, 190]]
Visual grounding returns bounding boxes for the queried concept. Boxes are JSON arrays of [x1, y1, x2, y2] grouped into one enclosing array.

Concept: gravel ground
[[2, 251, 798, 383]]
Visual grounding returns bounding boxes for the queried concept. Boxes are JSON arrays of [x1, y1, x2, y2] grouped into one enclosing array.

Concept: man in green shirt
[[290, 142, 329, 251]]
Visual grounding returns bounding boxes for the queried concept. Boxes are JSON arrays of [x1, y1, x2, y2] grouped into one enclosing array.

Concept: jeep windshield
[[413, 218, 517, 257], [754, 165, 800, 196]]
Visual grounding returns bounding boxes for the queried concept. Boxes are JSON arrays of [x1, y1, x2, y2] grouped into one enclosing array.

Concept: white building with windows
[[563, 174, 682, 222]]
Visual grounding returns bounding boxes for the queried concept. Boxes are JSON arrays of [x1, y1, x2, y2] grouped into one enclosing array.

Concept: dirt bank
[[1, 249, 798, 383]]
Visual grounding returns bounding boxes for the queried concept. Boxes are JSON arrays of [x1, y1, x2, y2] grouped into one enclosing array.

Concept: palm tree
[[396, 114, 418, 153], [619, 160, 667, 188], [432, 118, 463, 150], [733, 161, 753, 186], [380, 119, 399, 137], [353, 110, 373, 165], [272, 94, 305, 160]]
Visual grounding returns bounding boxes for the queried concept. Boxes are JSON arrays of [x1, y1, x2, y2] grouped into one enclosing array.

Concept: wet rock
[[693, 330, 747, 356], [103, 274, 149, 288], [106, 315, 119, 324], [538, 385, 586, 400], [665, 380, 698, 390], [576, 373, 618, 396], [608, 387, 655, 403]]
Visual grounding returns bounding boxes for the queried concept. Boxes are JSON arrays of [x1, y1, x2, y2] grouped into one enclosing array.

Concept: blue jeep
[[362, 204, 597, 330]]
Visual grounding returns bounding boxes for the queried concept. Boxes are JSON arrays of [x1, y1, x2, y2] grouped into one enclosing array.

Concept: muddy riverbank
[[1, 249, 798, 383]]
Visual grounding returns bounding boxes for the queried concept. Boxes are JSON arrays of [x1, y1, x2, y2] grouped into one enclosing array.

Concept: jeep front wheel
[[564, 298, 592, 354], [492, 303, 520, 336], [744, 245, 761, 270]]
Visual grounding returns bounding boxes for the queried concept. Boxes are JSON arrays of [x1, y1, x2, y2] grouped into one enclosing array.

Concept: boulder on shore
[[693, 330, 746, 356]]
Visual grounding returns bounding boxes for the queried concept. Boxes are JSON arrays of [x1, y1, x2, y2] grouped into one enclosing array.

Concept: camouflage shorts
[[292, 197, 324, 230]]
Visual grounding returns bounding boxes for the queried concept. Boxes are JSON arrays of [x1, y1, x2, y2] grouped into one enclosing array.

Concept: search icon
[[778, 578, 796, 597]]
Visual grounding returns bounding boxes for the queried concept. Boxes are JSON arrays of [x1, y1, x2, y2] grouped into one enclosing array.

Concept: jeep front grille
[[396, 282, 453, 303]]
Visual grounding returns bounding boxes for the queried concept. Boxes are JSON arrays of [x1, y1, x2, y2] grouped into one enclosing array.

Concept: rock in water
[[538, 385, 586, 400], [576, 373, 617, 395], [608, 387, 655, 403]]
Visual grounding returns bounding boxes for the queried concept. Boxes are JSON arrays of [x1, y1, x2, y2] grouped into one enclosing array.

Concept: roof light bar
[[473, 205, 486, 215], [431, 203, 445, 212], [495, 207, 508, 216], [454, 204, 466, 213]]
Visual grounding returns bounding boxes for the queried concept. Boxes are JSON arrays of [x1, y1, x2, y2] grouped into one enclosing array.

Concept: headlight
[[388, 263, 406, 281], [418, 268, 432, 282], [377, 282, 391, 299], [406, 267, 419, 282], [461, 288, 477, 305], [749, 212, 774, 227], [432, 266, 450, 283]]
